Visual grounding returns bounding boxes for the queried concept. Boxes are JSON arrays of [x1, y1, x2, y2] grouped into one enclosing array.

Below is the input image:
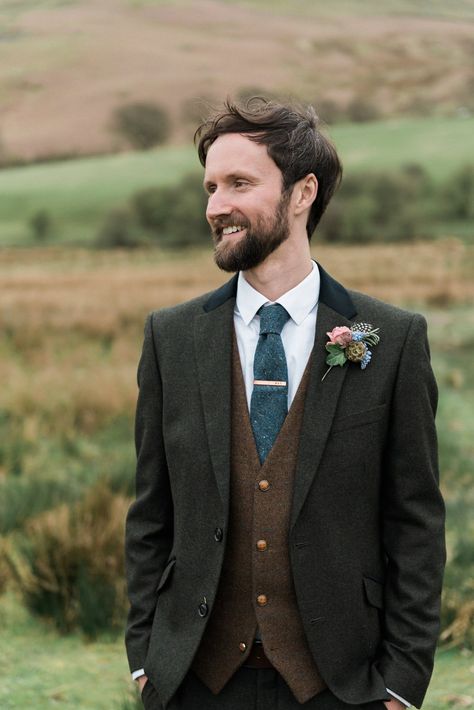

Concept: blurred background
[[0, 0, 473, 707]]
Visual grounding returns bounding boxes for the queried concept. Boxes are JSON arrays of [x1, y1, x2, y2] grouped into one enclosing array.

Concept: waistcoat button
[[258, 479, 270, 491], [257, 594, 268, 606], [256, 539, 267, 551], [239, 642, 247, 652]]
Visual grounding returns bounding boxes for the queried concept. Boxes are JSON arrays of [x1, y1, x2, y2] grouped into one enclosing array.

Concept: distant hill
[[0, 0, 473, 160]]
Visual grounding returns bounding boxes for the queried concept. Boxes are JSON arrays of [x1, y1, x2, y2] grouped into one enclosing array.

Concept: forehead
[[204, 133, 280, 180]]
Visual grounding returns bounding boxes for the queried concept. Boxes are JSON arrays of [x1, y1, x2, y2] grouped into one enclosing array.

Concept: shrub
[[96, 207, 144, 249], [7, 481, 130, 637], [346, 97, 381, 123], [442, 164, 474, 219], [318, 165, 431, 243], [29, 209, 52, 242], [0, 476, 82, 535], [112, 101, 171, 150], [131, 172, 209, 248]]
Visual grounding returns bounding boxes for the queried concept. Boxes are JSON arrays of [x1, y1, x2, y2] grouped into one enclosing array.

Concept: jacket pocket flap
[[156, 557, 176, 593], [331, 403, 387, 434], [363, 576, 384, 609]]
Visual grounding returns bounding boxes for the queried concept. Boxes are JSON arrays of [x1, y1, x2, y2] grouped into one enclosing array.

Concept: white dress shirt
[[234, 261, 319, 409], [133, 261, 410, 706]]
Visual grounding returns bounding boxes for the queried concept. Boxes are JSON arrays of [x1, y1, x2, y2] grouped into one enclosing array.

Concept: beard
[[211, 190, 291, 273]]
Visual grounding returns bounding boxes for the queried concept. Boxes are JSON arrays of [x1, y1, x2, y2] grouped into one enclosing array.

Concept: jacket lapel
[[195, 281, 237, 512], [290, 267, 357, 529], [290, 303, 351, 527]]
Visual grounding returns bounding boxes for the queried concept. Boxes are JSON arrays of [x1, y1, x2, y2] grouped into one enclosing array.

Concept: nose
[[206, 188, 232, 223]]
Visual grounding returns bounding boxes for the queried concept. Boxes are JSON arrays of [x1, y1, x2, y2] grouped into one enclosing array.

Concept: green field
[[0, 588, 472, 709], [0, 115, 473, 246]]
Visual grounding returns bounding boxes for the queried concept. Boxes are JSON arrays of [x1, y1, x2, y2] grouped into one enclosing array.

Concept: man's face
[[203, 133, 292, 272]]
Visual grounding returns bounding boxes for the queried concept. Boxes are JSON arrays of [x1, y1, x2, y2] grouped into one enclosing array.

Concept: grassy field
[[1, 115, 473, 246], [0, 243, 473, 707], [0, 591, 472, 710]]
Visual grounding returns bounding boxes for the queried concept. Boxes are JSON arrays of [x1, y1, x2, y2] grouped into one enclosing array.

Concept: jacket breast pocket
[[331, 403, 387, 435], [156, 557, 176, 594]]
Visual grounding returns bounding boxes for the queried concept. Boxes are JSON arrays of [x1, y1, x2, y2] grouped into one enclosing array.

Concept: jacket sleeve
[[124, 313, 174, 673], [378, 313, 446, 707]]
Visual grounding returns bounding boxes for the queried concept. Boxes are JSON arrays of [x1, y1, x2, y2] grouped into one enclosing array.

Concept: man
[[125, 99, 445, 710]]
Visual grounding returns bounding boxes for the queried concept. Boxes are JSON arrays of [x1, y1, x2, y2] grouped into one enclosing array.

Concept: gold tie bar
[[253, 380, 287, 387]]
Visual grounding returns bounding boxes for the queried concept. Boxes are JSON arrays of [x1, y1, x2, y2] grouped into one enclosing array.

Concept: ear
[[293, 174, 318, 216]]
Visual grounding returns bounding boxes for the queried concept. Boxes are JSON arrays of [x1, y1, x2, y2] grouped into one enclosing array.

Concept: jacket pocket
[[363, 576, 384, 609], [331, 403, 387, 434], [156, 557, 176, 594]]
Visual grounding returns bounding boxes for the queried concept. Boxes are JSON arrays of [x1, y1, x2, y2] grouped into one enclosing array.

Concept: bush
[[346, 97, 381, 123], [0, 476, 82, 535], [112, 101, 171, 150], [131, 172, 209, 248], [442, 164, 474, 219], [29, 209, 52, 242], [96, 207, 144, 249], [7, 482, 130, 637], [319, 165, 431, 243]]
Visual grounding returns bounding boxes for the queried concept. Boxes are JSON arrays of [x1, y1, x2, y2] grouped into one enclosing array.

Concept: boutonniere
[[321, 323, 381, 382]]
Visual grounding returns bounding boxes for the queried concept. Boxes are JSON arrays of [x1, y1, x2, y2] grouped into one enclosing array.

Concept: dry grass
[[0, 241, 472, 436], [7, 481, 130, 636], [0, 0, 473, 158]]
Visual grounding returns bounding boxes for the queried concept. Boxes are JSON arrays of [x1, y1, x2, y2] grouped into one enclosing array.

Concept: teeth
[[222, 225, 243, 235]]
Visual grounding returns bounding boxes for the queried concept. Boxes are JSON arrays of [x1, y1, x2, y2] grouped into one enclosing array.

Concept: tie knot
[[258, 303, 290, 335]]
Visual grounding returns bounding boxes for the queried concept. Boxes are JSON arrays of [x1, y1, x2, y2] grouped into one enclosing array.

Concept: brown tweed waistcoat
[[192, 337, 326, 703]]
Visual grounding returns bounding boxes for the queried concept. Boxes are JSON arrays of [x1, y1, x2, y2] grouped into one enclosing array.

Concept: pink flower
[[326, 326, 353, 348]]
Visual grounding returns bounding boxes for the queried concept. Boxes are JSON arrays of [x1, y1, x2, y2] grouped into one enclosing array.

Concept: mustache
[[211, 212, 250, 238]]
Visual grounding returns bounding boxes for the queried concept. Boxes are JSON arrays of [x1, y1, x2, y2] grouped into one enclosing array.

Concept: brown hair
[[195, 97, 342, 239]]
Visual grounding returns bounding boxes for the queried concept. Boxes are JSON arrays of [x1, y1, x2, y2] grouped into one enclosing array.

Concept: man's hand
[[384, 700, 407, 710], [137, 675, 148, 694]]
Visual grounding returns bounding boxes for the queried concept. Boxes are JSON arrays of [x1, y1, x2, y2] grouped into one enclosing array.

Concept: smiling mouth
[[221, 225, 246, 237]]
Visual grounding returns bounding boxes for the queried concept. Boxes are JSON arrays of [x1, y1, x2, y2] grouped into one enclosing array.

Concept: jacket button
[[239, 642, 247, 652], [214, 527, 223, 542], [257, 594, 268, 606], [258, 479, 270, 491], [256, 539, 267, 551], [198, 600, 208, 618]]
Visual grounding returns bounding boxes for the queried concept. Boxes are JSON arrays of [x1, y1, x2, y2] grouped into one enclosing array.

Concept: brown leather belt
[[243, 642, 274, 669]]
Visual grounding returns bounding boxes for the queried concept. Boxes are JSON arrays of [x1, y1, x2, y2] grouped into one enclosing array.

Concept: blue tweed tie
[[250, 303, 290, 464]]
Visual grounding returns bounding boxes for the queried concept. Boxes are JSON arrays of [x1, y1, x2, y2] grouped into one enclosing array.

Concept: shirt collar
[[236, 260, 320, 326]]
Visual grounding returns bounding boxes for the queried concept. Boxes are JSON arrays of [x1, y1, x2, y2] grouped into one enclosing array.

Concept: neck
[[242, 236, 313, 302]]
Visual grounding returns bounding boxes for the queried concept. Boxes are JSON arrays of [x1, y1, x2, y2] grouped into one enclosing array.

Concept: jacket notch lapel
[[290, 301, 354, 529], [194, 298, 234, 512]]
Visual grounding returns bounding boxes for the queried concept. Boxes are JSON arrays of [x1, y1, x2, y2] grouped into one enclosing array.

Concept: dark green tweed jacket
[[125, 264, 445, 709]]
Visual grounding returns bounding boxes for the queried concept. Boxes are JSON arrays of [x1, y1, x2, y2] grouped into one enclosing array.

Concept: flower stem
[[321, 366, 333, 382]]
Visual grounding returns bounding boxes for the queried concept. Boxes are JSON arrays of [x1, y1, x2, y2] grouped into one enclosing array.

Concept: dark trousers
[[141, 667, 387, 710]]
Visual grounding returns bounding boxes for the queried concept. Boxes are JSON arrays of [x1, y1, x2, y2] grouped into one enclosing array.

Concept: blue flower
[[360, 349, 372, 370], [352, 331, 364, 341]]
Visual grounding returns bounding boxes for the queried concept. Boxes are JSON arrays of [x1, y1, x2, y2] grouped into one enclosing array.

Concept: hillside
[[0, 0, 473, 160]]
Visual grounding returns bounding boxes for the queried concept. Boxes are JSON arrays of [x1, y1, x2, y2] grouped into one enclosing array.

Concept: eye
[[234, 180, 248, 189], [205, 184, 216, 195]]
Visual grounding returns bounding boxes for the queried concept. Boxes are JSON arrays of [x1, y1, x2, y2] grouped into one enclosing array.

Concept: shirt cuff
[[132, 668, 146, 680], [386, 688, 411, 707]]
